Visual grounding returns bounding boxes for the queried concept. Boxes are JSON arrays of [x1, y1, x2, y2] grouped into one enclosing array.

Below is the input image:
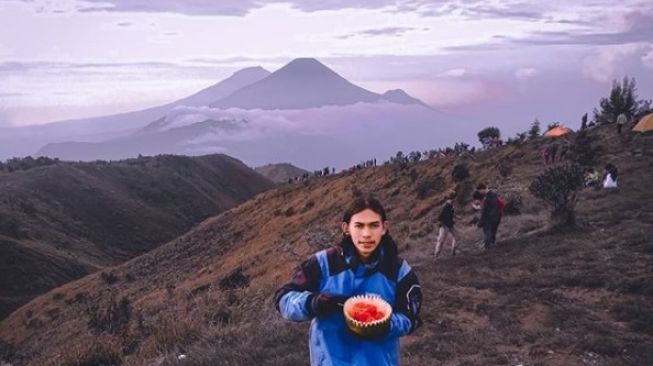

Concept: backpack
[[496, 196, 505, 215]]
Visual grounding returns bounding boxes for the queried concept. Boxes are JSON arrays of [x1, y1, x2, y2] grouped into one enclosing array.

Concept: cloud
[[116, 21, 132, 27], [72, 0, 399, 16], [156, 102, 454, 170], [439, 68, 468, 77], [338, 26, 418, 39], [20, 0, 547, 19], [0, 92, 27, 97], [515, 67, 538, 80], [457, 3, 544, 21], [642, 48, 653, 70], [582, 44, 649, 83], [444, 7, 653, 53]]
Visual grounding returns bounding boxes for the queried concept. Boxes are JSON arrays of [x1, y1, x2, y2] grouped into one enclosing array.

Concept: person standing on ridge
[[434, 191, 458, 258], [616, 112, 627, 134], [476, 183, 502, 250]]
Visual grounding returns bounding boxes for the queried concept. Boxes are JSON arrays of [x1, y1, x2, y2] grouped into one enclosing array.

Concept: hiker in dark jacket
[[550, 144, 558, 163], [275, 195, 422, 366], [434, 191, 458, 258], [477, 183, 501, 249]]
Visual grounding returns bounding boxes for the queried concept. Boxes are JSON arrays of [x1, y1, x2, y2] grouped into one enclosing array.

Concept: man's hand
[[307, 293, 348, 318]]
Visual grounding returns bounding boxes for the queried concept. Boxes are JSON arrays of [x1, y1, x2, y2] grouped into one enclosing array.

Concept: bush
[[415, 177, 445, 199], [100, 272, 118, 285], [571, 130, 601, 166], [451, 164, 470, 182], [529, 164, 584, 226], [87, 297, 131, 335], [219, 267, 250, 290], [503, 194, 522, 215]]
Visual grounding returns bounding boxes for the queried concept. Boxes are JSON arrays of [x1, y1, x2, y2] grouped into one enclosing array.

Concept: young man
[[476, 183, 502, 250], [434, 191, 457, 258], [275, 196, 422, 365]]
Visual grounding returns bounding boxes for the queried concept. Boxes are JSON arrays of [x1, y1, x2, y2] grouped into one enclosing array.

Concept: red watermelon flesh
[[348, 302, 386, 322]]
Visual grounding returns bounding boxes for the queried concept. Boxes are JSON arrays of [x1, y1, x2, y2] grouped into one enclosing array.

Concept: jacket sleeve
[[274, 254, 322, 322], [389, 260, 422, 337], [437, 204, 446, 223]]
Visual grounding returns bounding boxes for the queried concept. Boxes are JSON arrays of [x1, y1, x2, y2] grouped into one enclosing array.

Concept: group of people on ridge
[[274, 186, 504, 365], [433, 183, 504, 258]]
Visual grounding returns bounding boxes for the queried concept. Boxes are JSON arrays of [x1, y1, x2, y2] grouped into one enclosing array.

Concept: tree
[[477, 127, 501, 149], [451, 164, 469, 182], [529, 164, 584, 226], [408, 151, 422, 163], [528, 118, 541, 140], [593, 77, 651, 124]]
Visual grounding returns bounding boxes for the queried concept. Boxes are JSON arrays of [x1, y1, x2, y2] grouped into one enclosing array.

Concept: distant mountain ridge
[[0, 154, 273, 319], [0, 67, 271, 160], [34, 58, 439, 165], [255, 163, 310, 183], [210, 58, 429, 110]]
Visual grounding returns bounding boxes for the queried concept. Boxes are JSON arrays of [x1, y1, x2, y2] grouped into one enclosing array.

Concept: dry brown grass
[[1, 125, 652, 365]]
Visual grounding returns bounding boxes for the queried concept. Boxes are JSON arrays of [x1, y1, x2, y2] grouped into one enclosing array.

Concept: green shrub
[[529, 164, 584, 226]]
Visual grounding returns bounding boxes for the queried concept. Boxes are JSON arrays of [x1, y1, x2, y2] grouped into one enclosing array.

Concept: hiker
[[476, 183, 503, 250], [542, 145, 551, 165], [584, 168, 600, 188], [603, 163, 619, 188], [550, 144, 558, 163], [559, 144, 569, 161], [275, 195, 422, 366], [616, 113, 627, 134], [434, 191, 458, 258]]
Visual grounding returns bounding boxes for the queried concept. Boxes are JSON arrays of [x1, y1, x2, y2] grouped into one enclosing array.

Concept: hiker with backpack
[[603, 163, 619, 188], [476, 183, 504, 250], [434, 191, 458, 258], [584, 168, 600, 189]]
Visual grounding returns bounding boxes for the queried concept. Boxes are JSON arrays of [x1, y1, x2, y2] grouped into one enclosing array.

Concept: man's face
[[342, 208, 388, 261]]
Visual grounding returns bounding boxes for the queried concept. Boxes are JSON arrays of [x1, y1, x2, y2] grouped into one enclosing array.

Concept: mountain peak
[[275, 57, 339, 77], [232, 66, 270, 78], [381, 88, 433, 109], [210, 58, 381, 110], [383, 89, 410, 97]]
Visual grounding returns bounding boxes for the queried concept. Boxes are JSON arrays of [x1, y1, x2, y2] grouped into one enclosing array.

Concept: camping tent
[[544, 126, 571, 137], [633, 113, 653, 133]]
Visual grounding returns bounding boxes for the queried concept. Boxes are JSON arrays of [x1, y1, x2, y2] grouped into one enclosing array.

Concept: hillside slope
[[0, 125, 651, 366], [0, 154, 273, 320]]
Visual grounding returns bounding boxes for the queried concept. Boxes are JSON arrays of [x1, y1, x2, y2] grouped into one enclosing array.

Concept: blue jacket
[[274, 235, 422, 366]]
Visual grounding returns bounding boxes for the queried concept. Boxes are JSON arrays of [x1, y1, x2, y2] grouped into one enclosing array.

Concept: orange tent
[[544, 126, 571, 137], [633, 113, 653, 133]]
